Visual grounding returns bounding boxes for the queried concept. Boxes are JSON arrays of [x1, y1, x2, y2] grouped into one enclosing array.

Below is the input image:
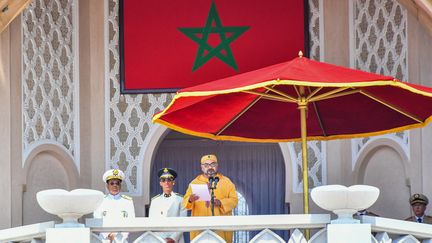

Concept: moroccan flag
[[120, 0, 308, 93]]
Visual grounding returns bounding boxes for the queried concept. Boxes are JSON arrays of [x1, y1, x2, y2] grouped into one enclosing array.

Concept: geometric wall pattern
[[352, 0, 408, 80], [350, 0, 409, 167], [289, 141, 327, 193], [22, 0, 77, 165], [308, 0, 323, 61]]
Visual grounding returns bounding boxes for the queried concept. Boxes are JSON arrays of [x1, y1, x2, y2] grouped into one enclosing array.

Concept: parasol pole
[[298, 86, 310, 239]]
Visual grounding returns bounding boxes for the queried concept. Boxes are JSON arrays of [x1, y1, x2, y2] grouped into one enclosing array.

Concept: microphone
[[213, 176, 219, 188], [208, 170, 216, 185]]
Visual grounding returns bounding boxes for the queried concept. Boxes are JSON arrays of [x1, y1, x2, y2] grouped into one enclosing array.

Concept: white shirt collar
[[107, 193, 121, 200]]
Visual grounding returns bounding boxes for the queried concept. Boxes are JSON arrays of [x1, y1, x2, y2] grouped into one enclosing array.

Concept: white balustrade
[[374, 232, 392, 243], [287, 229, 307, 243], [86, 215, 329, 243], [360, 215, 432, 241], [190, 230, 226, 243], [86, 214, 329, 233], [133, 231, 165, 243], [2, 185, 432, 243], [0, 221, 54, 243]]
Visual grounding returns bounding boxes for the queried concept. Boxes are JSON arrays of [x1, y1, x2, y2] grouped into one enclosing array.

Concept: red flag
[[120, 0, 307, 93]]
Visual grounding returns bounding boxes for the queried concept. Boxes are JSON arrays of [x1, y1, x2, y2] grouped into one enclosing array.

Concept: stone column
[[78, 0, 106, 191], [0, 21, 12, 230]]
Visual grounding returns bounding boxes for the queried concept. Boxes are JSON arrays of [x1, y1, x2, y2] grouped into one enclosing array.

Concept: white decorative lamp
[[311, 185, 379, 224], [37, 189, 104, 228]]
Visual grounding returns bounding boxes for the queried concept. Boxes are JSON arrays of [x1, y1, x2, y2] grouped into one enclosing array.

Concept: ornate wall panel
[[350, 0, 409, 168], [308, 0, 323, 61], [22, 0, 78, 167], [106, 0, 173, 195], [351, 0, 407, 80], [288, 141, 327, 193]]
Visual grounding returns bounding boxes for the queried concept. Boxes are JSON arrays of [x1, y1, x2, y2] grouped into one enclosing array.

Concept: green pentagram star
[[178, 2, 249, 72]]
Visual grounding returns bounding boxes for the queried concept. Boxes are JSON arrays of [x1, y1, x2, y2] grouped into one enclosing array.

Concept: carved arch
[[353, 137, 410, 185], [23, 141, 79, 188]]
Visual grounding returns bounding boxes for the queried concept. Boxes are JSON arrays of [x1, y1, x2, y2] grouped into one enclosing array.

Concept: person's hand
[[205, 199, 221, 208], [188, 194, 199, 203], [214, 199, 221, 207], [165, 238, 175, 243], [107, 232, 115, 242]]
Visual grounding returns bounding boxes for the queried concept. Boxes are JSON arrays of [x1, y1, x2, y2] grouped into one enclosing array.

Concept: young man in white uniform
[[149, 168, 187, 243]]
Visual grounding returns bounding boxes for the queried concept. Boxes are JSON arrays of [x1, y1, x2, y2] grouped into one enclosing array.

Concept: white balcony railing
[[1, 185, 432, 243], [361, 216, 432, 242], [2, 215, 432, 243], [86, 214, 330, 233], [0, 221, 54, 243]]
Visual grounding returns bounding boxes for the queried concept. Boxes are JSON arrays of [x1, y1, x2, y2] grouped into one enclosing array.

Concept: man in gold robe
[[182, 154, 238, 243]]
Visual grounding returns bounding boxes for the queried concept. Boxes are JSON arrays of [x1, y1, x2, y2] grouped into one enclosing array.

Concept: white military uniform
[[93, 169, 135, 243], [94, 193, 135, 243], [149, 192, 187, 243]]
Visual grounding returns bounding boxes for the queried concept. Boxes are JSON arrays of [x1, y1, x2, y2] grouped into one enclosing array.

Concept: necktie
[[417, 218, 422, 223]]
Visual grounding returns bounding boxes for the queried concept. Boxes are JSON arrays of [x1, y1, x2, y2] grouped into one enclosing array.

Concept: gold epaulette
[[151, 194, 161, 201], [121, 195, 132, 200]]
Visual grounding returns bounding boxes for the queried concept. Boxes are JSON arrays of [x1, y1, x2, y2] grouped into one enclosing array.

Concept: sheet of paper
[[191, 184, 211, 201]]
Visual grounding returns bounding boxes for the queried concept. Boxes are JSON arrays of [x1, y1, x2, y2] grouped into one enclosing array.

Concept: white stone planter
[[311, 185, 379, 224], [37, 189, 104, 228]]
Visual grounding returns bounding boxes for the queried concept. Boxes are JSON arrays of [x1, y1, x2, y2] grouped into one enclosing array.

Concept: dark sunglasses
[[109, 181, 121, 186], [160, 178, 174, 182]]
